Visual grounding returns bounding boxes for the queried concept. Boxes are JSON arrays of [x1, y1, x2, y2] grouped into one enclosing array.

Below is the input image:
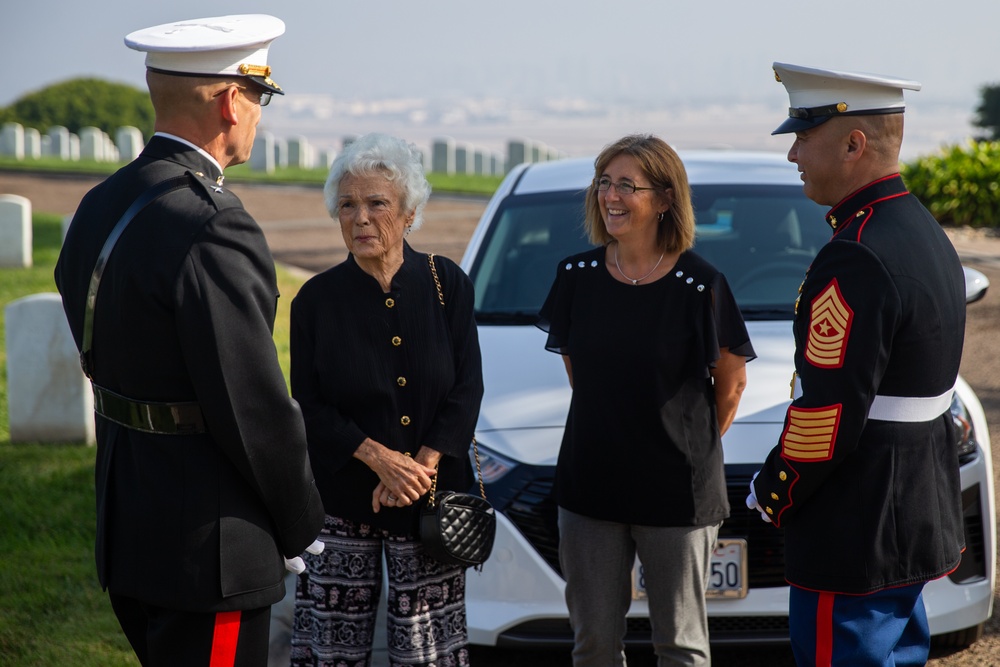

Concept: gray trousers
[[558, 508, 719, 667]]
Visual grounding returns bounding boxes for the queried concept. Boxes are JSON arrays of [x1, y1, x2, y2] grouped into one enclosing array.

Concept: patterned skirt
[[290, 515, 470, 667]]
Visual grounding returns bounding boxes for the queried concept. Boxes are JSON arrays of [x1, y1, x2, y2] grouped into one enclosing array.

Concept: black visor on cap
[[246, 74, 284, 95], [772, 114, 833, 135]]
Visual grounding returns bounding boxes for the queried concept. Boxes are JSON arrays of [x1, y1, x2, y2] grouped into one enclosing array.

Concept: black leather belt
[[93, 384, 206, 435]]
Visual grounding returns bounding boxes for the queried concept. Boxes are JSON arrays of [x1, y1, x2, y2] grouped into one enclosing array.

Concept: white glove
[[745, 470, 772, 524], [284, 539, 325, 574]]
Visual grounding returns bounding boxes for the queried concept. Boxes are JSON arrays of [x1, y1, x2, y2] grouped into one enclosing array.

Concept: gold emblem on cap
[[239, 64, 272, 78], [774, 69, 782, 83], [837, 102, 848, 113]]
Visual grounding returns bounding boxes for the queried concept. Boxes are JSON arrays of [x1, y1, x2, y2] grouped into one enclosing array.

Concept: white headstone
[[432, 137, 455, 174], [79, 127, 106, 162], [23, 127, 41, 159], [531, 142, 543, 163], [285, 136, 308, 169], [5, 293, 95, 444], [317, 149, 336, 170], [455, 146, 470, 175], [274, 137, 288, 169], [0, 194, 32, 268], [47, 126, 71, 160], [250, 131, 276, 172], [68, 133, 80, 161], [473, 148, 486, 176], [116, 127, 144, 161], [1, 123, 25, 159], [507, 139, 530, 171]]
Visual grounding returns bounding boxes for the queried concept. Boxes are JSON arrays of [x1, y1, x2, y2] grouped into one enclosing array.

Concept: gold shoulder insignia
[[805, 279, 853, 368]]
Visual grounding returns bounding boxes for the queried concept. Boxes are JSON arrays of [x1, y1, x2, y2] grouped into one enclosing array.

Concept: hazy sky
[[5, 0, 997, 106], [3, 0, 998, 158]]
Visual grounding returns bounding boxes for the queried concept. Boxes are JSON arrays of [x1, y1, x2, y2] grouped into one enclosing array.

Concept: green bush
[[0, 78, 154, 141], [901, 140, 1000, 229]]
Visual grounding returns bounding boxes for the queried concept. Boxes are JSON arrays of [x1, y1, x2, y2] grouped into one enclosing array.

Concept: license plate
[[632, 538, 748, 600]]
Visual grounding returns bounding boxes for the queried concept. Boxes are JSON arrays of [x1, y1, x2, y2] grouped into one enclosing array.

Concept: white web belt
[[790, 374, 954, 423], [867, 388, 954, 423]]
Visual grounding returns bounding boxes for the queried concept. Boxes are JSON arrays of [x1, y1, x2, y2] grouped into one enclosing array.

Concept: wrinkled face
[[336, 171, 413, 261], [787, 121, 849, 207], [597, 153, 669, 242]]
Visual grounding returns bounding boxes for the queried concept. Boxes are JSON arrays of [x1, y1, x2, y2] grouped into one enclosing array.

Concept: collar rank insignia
[[805, 278, 853, 369]]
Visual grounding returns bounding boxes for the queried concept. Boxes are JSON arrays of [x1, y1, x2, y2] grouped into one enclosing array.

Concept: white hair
[[323, 133, 431, 231]]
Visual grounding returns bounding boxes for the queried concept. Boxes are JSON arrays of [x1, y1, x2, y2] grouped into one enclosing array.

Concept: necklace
[[614, 243, 665, 285]]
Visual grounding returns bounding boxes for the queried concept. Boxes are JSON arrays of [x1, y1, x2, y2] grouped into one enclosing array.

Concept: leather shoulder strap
[[80, 174, 191, 378]]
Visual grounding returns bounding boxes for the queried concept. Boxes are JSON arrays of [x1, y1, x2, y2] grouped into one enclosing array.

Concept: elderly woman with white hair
[[288, 133, 483, 666]]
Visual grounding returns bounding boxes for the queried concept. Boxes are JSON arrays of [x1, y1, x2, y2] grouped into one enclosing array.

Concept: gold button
[[771, 493, 779, 500], [385, 298, 395, 308], [765, 507, 774, 515], [400, 416, 411, 426], [779, 471, 787, 481], [391, 336, 402, 346], [397, 376, 407, 387]]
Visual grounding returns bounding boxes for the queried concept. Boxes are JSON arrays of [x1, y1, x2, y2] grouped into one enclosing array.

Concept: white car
[[459, 151, 996, 649]]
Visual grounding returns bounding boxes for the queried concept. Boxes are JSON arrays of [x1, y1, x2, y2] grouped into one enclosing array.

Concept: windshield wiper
[[476, 311, 539, 325], [740, 307, 795, 320]]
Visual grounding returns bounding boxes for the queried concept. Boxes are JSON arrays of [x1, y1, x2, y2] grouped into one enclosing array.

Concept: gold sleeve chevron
[[805, 279, 853, 368], [781, 404, 842, 461]]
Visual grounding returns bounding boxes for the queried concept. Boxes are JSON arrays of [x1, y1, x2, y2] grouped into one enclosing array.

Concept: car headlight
[[471, 440, 519, 483], [949, 395, 979, 464]]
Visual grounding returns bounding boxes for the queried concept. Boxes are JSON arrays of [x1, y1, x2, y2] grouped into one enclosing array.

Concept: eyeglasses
[[594, 176, 659, 195], [213, 84, 272, 107]]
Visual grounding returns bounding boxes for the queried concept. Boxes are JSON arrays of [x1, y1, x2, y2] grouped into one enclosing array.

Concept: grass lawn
[[0, 213, 306, 664]]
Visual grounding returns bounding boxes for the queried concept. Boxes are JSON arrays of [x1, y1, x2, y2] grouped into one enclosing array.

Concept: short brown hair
[[584, 134, 695, 252]]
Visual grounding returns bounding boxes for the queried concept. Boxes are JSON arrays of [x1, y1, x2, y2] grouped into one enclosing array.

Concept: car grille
[[491, 463, 787, 588]]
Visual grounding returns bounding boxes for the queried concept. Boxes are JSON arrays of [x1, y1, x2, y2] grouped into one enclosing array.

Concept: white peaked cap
[[125, 14, 286, 93], [771, 62, 921, 135]]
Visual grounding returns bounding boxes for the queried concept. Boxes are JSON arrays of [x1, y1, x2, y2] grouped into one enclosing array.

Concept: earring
[[657, 211, 666, 223], [405, 225, 412, 236]]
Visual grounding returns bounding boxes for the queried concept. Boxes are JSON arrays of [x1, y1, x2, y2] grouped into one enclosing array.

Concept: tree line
[[0, 78, 154, 140]]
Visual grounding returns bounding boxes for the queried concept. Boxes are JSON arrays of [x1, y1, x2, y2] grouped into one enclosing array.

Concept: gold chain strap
[[428, 253, 445, 307], [428, 437, 487, 507], [425, 253, 486, 508]]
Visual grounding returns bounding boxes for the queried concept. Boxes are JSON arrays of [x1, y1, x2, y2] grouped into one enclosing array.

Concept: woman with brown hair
[[538, 134, 755, 666]]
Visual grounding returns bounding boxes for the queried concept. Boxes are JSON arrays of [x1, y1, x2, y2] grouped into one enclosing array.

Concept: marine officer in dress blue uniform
[[747, 63, 967, 667], [54, 15, 325, 666]]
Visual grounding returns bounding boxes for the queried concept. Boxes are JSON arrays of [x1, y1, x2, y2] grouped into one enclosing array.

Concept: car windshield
[[470, 183, 830, 322]]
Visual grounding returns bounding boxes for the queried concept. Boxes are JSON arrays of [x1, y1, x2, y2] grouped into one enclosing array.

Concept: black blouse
[[538, 246, 755, 527], [290, 243, 484, 533]]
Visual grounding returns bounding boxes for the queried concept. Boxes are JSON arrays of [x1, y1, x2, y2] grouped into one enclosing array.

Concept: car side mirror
[[964, 266, 989, 304]]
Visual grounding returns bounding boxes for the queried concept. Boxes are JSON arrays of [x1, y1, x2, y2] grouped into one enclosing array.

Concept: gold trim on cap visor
[[239, 63, 272, 78]]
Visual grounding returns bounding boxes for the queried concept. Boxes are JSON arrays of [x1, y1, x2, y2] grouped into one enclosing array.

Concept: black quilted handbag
[[419, 438, 496, 569]]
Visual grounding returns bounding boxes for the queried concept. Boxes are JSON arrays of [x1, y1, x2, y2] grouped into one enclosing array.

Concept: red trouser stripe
[[209, 610, 242, 667], [816, 592, 835, 667]]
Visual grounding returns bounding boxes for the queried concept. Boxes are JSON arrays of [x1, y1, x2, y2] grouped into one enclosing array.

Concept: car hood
[[476, 321, 795, 466]]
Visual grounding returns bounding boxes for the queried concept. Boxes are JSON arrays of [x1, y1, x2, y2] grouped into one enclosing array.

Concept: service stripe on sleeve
[[781, 404, 842, 461], [805, 279, 853, 369]]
